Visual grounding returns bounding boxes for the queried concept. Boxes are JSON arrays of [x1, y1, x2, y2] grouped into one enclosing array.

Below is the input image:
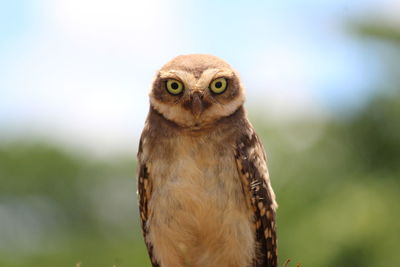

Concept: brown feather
[[138, 138, 160, 267], [235, 129, 278, 267]]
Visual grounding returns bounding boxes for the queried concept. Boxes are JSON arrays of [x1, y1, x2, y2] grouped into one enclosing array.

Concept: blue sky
[[0, 0, 398, 155]]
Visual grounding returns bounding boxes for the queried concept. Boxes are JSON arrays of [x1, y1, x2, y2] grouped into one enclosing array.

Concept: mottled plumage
[[137, 54, 277, 267]]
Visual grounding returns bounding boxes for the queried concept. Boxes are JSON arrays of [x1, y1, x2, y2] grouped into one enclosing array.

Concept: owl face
[[150, 54, 245, 129]]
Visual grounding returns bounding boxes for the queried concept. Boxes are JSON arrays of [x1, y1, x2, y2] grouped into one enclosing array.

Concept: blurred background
[[1, 0, 399, 266]]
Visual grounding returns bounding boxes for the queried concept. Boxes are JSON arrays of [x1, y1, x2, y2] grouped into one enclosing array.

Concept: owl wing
[[234, 130, 278, 267], [137, 138, 160, 267]]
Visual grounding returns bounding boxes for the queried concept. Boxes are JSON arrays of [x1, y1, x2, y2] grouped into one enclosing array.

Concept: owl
[[137, 54, 277, 267]]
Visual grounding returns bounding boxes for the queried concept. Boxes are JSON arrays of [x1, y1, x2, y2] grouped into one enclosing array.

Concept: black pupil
[[215, 81, 222, 88], [171, 82, 179, 90]]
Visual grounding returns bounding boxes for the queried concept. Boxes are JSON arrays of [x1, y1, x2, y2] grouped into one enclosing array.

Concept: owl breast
[[145, 134, 255, 267]]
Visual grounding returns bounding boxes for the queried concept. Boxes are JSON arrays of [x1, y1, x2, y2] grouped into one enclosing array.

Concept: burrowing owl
[[137, 54, 277, 267]]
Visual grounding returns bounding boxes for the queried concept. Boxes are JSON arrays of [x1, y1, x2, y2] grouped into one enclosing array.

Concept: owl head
[[149, 54, 245, 129]]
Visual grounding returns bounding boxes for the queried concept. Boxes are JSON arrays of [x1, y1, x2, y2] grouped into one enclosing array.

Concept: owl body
[[138, 55, 277, 267]]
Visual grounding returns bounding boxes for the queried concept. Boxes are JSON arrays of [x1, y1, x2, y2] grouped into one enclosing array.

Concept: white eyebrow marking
[[159, 68, 235, 91]]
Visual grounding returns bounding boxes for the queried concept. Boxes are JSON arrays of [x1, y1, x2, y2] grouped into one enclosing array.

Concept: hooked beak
[[191, 92, 204, 118]]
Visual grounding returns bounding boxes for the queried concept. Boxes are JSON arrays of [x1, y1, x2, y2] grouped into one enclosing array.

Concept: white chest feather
[[144, 135, 255, 267]]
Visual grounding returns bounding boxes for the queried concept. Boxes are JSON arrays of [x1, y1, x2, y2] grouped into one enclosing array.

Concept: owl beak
[[191, 92, 204, 118]]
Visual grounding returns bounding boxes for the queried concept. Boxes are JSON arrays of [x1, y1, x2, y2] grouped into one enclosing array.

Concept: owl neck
[[147, 105, 248, 137]]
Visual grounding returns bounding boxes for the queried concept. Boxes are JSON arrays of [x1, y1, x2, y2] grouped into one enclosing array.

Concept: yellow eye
[[166, 79, 184, 95], [209, 78, 227, 94]]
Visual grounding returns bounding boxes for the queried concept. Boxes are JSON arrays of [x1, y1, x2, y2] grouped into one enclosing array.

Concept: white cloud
[[242, 40, 326, 121], [1, 0, 190, 155], [3, 0, 397, 155]]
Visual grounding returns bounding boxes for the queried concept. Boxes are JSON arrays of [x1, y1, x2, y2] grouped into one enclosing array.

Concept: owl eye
[[166, 79, 184, 95], [209, 78, 227, 94]]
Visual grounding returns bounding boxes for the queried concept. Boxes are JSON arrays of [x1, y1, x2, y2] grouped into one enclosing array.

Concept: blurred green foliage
[[0, 142, 149, 267], [1, 20, 400, 267]]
